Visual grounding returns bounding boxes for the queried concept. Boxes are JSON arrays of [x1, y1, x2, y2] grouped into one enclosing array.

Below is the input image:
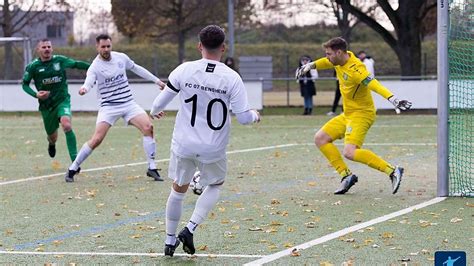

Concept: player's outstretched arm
[[150, 88, 176, 118], [235, 110, 260, 125], [366, 78, 412, 114], [388, 96, 412, 114]]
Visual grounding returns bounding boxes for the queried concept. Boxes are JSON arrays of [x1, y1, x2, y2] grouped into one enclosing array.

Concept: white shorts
[[96, 102, 146, 126], [168, 150, 227, 186]]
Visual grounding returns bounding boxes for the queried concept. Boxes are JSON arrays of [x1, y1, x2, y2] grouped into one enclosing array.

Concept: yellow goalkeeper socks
[[353, 149, 395, 175], [319, 143, 351, 177]]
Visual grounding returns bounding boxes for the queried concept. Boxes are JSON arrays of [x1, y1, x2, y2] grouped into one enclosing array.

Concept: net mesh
[[448, 0, 474, 196]]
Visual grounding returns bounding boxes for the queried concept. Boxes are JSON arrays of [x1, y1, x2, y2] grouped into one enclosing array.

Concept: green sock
[[65, 130, 78, 161]]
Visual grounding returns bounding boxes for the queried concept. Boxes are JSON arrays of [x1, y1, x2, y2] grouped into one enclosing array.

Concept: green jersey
[[22, 55, 90, 110]]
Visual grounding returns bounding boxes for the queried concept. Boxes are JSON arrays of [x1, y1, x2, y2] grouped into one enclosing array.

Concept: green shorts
[[40, 98, 72, 135]]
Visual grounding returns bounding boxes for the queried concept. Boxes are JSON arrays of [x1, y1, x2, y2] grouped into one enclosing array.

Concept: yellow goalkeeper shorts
[[321, 113, 375, 147]]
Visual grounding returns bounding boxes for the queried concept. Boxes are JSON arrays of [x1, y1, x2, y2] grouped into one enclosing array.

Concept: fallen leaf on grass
[[381, 232, 394, 239], [197, 245, 208, 251], [284, 242, 293, 248], [249, 227, 263, 231], [450, 217, 462, 223], [271, 199, 280, 205], [307, 181, 317, 187], [290, 248, 300, 257], [130, 234, 142, 239]]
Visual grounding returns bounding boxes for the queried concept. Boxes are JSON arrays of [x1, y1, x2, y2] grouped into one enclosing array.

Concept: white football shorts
[[96, 101, 146, 126], [168, 150, 227, 187]]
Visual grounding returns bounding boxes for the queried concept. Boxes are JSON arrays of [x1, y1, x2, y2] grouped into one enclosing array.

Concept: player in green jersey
[[22, 39, 90, 162]]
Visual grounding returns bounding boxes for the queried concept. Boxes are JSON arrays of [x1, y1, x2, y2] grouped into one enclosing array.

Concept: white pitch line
[[0, 144, 298, 187], [244, 197, 447, 265], [0, 250, 263, 258]]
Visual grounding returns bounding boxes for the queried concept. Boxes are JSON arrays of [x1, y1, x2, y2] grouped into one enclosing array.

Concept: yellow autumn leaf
[[268, 244, 278, 250], [270, 221, 283, 226], [130, 234, 142, 239], [381, 232, 394, 239], [307, 181, 317, 187], [35, 246, 44, 252], [287, 227, 295, 232], [320, 261, 334, 266], [51, 160, 62, 170], [218, 207, 226, 212], [284, 242, 293, 248], [221, 219, 230, 224], [231, 225, 240, 230], [197, 245, 208, 251]]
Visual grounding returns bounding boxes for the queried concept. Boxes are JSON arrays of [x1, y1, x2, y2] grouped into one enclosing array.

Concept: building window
[[47, 25, 62, 38]]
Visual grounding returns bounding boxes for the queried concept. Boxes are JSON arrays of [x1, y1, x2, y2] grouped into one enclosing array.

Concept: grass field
[[0, 113, 472, 265]]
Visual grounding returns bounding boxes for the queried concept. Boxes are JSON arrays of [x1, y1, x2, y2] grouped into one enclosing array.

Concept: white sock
[[165, 234, 177, 246], [187, 185, 222, 234], [166, 189, 186, 241], [70, 142, 92, 171], [143, 136, 156, 169]]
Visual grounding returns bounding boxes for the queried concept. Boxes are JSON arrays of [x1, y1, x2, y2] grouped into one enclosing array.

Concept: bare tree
[[335, 0, 437, 76], [0, 0, 71, 79], [111, 0, 254, 64]]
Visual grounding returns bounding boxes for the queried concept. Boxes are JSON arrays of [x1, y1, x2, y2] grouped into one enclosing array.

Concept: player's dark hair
[[38, 38, 50, 43], [96, 34, 112, 43], [323, 37, 348, 52], [199, 25, 225, 50]]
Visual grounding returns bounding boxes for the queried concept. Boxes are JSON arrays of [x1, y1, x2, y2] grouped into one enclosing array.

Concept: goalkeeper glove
[[295, 62, 314, 80], [388, 96, 412, 114]]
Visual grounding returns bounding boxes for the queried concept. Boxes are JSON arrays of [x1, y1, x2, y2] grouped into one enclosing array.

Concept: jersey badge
[[343, 73, 348, 80], [118, 62, 124, 69], [53, 63, 60, 71], [206, 63, 216, 73]]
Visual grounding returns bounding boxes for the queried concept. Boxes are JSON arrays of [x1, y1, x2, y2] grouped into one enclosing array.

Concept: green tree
[[0, 0, 71, 79]]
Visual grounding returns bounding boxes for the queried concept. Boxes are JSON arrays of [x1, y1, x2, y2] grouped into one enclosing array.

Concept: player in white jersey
[[150, 25, 260, 256], [64, 34, 165, 182]]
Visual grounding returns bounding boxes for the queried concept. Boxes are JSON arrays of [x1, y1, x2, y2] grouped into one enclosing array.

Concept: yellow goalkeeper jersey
[[315, 51, 392, 116]]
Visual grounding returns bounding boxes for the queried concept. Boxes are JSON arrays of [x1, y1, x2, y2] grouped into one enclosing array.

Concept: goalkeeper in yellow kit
[[296, 37, 412, 195]]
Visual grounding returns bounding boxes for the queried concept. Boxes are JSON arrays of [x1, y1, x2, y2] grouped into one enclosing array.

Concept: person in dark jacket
[[297, 55, 318, 115]]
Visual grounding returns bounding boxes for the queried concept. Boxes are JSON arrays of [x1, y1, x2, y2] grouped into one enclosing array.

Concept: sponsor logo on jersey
[[105, 74, 124, 83], [39, 68, 45, 72], [206, 63, 216, 73], [53, 63, 61, 71], [42, 76, 62, 85]]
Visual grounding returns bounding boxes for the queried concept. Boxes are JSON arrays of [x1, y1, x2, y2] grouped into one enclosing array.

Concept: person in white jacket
[[150, 25, 260, 257], [64, 34, 165, 183], [357, 50, 375, 78]]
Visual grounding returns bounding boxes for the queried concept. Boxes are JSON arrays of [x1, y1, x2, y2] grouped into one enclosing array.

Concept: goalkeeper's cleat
[[65, 167, 80, 183], [164, 238, 180, 257], [48, 143, 56, 158], [390, 166, 403, 194], [147, 168, 163, 181], [178, 227, 195, 255], [334, 174, 358, 194]]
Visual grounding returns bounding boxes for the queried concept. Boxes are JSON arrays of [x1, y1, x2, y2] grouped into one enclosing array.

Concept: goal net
[[0, 37, 32, 80], [447, 0, 473, 196]]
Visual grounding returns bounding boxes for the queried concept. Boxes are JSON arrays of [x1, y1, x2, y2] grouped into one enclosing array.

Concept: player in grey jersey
[[64, 34, 165, 182], [150, 25, 260, 256]]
